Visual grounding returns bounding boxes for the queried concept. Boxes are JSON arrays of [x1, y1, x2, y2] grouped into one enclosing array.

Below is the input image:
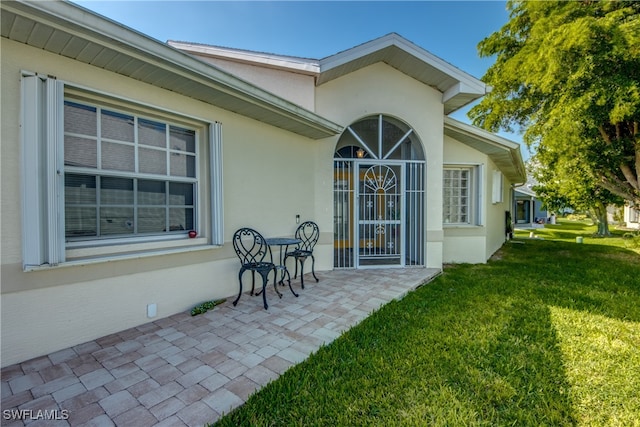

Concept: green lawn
[[214, 221, 640, 426]]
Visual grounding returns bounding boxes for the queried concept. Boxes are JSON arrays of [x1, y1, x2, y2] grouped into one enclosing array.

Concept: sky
[[72, 0, 529, 157]]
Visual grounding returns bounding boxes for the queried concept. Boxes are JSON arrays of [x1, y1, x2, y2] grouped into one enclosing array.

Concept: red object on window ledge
[[188, 230, 197, 238]]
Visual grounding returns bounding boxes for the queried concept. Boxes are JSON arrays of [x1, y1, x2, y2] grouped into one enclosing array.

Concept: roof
[[318, 34, 490, 114], [444, 117, 527, 183], [0, 0, 342, 140], [170, 33, 490, 115], [515, 186, 538, 198]]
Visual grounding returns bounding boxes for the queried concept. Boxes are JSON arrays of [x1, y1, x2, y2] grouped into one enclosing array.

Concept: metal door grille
[[333, 160, 424, 268], [358, 164, 401, 266], [334, 160, 354, 268]]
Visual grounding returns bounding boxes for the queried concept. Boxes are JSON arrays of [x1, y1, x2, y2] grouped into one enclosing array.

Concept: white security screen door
[[333, 115, 425, 268], [357, 163, 402, 266]]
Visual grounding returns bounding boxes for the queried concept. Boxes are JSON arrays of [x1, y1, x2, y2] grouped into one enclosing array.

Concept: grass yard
[[214, 221, 640, 426]]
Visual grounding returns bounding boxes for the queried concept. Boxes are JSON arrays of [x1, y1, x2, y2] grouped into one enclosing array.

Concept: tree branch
[[620, 163, 639, 191], [599, 172, 636, 202], [599, 125, 612, 145]]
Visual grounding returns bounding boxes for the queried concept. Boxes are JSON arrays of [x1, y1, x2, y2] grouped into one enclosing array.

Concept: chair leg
[[311, 255, 319, 282], [260, 271, 269, 310], [250, 271, 256, 295], [233, 269, 245, 306], [297, 256, 306, 289], [272, 267, 282, 298]]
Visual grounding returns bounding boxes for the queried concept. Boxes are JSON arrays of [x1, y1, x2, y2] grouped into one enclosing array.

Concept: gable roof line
[[168, 33, 490, 114], [167, 41, 321, 76], [319, 33, 486, 90], [1, 0, 341, 139], [444, 117, 527, 183], [317, 33, 490, 114]]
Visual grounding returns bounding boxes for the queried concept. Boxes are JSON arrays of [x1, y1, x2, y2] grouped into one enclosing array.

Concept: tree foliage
[[470, 0, 640, 207]]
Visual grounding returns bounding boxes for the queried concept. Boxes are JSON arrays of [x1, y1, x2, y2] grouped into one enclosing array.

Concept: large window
[[21, 73, 223, 269], [64, 101, 197, 241], [443, 166, 479, 225]]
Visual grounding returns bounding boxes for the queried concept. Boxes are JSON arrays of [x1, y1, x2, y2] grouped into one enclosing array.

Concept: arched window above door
[[334, 115, 424, 161]]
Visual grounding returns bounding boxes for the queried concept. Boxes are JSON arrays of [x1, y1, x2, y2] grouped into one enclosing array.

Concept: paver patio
[[1, 268, 440, 426]]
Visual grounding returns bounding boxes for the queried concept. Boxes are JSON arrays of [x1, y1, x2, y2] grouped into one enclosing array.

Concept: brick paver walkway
[[1, 268, 440, 426]]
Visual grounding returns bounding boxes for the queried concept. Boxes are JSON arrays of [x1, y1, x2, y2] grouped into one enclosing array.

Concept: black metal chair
[[284, 221, 320, 289], [232, 228, 279, 310]]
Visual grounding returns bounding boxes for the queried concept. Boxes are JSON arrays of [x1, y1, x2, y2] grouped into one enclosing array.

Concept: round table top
[[265, 237, 301, 246]]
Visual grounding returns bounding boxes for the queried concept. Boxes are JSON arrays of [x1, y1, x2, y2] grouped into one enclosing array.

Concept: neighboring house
[[0, 0, 526, 366], [514, 186, 548, 228], [624, 204, 640, 230]]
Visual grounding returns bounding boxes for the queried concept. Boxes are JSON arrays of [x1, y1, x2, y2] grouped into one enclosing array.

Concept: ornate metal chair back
[[233, 228, 270, 266], [295, 221, 319, 253]]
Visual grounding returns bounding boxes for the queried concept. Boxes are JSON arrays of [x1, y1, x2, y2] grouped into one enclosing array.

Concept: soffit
[[444, 117, 527, 183], [0, 1, 342, 140], [317, 34, 489, 114]]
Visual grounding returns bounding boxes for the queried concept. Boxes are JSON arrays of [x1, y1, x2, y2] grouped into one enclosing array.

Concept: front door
[[333, 114, 425, 269], [357, 163, 402, 266]]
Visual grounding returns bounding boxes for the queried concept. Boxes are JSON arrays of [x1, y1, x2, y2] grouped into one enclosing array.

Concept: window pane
[[138, 180, 166, 205], [65, 136, 97, 168], [65, 207, 97, 237], [102, 142, 135, 172], [102, 110, 134, 142], [100, 207, 134, 235], [138, 118, 166, 148], [65, 102, 97, 135], [65, 174, 96, 204], [170, 154, 196, 177], [138, 208, 166, 233], [169, 182, 193, 205], [169, 208, 193, 231], [139, 147, 167, 175], [101, 177, 133, 205], [170, 126, 195, 153]]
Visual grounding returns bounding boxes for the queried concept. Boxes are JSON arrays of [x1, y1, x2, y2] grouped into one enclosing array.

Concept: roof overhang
[[318, 33, 490, 114], [444, 117, 527, 183], [167, 41, 321, 76], [0, 0, 342, 140]]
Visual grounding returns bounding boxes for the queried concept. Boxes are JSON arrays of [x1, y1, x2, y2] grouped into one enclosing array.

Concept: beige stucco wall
[[442, 135, 511, 263], [315, 62, 445, 269], [0, 39, 330, 366], [194, 56, 316, 111]]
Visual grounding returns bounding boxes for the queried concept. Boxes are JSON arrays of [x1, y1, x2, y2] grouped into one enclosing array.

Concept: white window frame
[[21, 72, 223, 270], [630, 205, 640, 223], [443, 164, 482, 226]]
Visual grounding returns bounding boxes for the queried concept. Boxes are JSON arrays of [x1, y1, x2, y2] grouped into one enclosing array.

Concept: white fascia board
[[444, 117, 526, 182], [320, 33, 487, 93], [6, 1, 340, 138], [168, 41, 320, 76], [442, 81, 487, 104], [444, 117, 520, 152]]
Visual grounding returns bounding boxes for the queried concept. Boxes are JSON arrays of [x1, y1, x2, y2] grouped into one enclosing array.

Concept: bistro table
[[265, 237, 301, 298]]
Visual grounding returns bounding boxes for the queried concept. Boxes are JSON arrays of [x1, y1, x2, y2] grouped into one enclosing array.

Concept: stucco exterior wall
[[193, 56, 316, 111], [315, 62, 445, 269], [442, 135, 509, 263], [0, 39, 328, 366]]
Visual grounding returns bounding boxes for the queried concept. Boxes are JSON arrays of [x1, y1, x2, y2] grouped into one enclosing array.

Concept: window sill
[[24, 238, 220, 272], [66, 236, 209, 259], [443, 224, 484, 229]]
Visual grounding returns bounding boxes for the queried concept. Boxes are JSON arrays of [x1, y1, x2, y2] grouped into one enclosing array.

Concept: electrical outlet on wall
[[147, 303, 157, 318]]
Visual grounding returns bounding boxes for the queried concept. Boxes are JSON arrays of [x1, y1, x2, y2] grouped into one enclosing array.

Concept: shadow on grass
[[214, 239, 639, 426]]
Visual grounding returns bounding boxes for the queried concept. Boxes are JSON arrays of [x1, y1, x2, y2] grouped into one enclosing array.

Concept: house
[[0, 0, 526, 367], [623, 204, 640, 230], [514, 186, 548, 228]]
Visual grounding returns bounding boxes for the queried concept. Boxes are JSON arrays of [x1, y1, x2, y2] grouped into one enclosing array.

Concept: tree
[[532, 142, 623, 236], [470, 1, 640, 211]]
